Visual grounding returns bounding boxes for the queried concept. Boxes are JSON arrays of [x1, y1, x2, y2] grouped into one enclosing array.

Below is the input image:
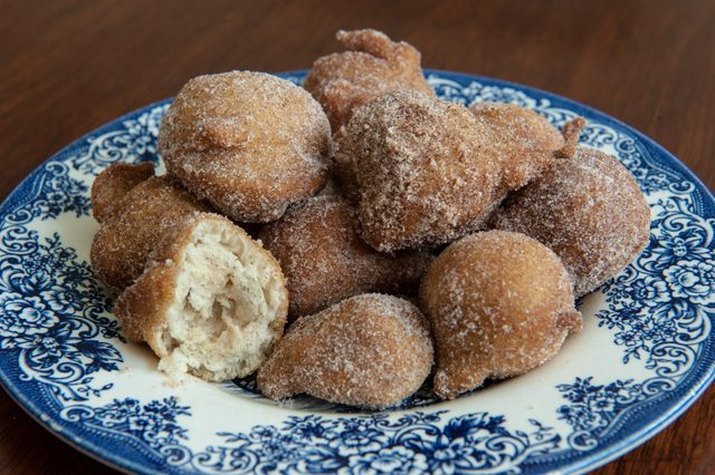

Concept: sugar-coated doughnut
[[90, 175, 208, 290], [337, 92, 585, 251], [490, 147, 651, 296], [420, 231, 582, 400], [257, 294, 433, 408], [159, 71, 331, 223], [304, 29, 433, 131], [258, 195, 431, 319], [336, 90, 504, 251]]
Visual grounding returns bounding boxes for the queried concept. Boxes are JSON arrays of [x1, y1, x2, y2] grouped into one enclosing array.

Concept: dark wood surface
[[1, 0, 713, 473]]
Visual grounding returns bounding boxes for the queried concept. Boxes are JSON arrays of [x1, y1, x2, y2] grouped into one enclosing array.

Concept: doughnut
[[337, 91, 586, 251], [90, 175, 209, 290], [419, 230, 582, 400], [336, 90, 504, 252], [304, 29, 433, 131], [90, 162, 154, 223], [258, 195, 431, 318], [490, 147, 651, 296], [159, 71, 331, 223], [256, 294, 433, 408], [115, 212, 288, 381]]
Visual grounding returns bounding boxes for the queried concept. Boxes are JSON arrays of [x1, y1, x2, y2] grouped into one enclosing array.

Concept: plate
[[0, 70, 713, 474]]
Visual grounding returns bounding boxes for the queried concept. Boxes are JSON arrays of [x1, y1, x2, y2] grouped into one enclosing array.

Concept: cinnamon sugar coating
[[490, 147, 651, 296], [159, 71, 331, 223], [469, 102, 582, 191], [470, 102, 565, 151], [258, 195, 431, 319], [256, 294, 433, 408], [90, 175, 209, 290], [91, 162, 154, 223], [304, 29, 433, 131], [336, 90, 504, 252], [420, 231, 582, 400]]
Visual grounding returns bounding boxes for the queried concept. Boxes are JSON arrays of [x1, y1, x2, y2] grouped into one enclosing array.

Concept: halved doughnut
[[115, 212, 288, 381]]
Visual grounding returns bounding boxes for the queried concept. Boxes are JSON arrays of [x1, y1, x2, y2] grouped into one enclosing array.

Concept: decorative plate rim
[[0, 69, 712, 475]]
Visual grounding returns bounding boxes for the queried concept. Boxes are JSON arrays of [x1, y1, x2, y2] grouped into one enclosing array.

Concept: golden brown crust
[[256, 293, 433, 408], [420, 231, 582, 400], [159, 71, 331, 223], [90, 162, 155, 223], [114, 242, 183, 343], [258, 195, 431, 319], [304, 29, 433, 131], [490, 147, 651, 296], [90, 176, 209, 290]]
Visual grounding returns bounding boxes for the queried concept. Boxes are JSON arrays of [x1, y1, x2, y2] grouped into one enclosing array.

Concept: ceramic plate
[[0, 70, 712, 474]]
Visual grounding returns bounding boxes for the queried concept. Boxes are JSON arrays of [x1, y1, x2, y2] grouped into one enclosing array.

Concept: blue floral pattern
[[0, 230, 123, 400], [0, 71, 711, 474], [0, 152, 124, 403], [556, 378, 649, 451], [27, 162, 92, 218], [597, 195, 713, 369], [63, 400, 559, 474], [61, 397, 191, 449], [187, 412, 559, 474]]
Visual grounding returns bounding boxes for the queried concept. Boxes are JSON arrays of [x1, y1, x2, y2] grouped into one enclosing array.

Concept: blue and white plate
[[0, 70, 712, 474]]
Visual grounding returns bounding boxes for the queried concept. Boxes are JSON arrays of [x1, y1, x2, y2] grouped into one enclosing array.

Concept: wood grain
[[0, 0, 713, 473]]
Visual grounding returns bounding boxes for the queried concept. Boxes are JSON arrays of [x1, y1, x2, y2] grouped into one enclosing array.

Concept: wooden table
[[1, 0, 713, 473]]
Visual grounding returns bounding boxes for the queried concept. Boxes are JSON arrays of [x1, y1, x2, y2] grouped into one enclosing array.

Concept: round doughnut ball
[[90, 176, 209, 290], [490, 147, 651, 296], [336, 90, 504, 252], [258, 195, 431, 319], [159, 71, 331, 223], [304, 29, 433, 131], [115, 212, 288, 381], [420, 231, 582, 400], [257, 294, 433, 408]]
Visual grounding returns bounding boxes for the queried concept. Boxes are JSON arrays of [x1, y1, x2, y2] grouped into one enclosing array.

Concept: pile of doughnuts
[[90, 29, 651, 408]]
